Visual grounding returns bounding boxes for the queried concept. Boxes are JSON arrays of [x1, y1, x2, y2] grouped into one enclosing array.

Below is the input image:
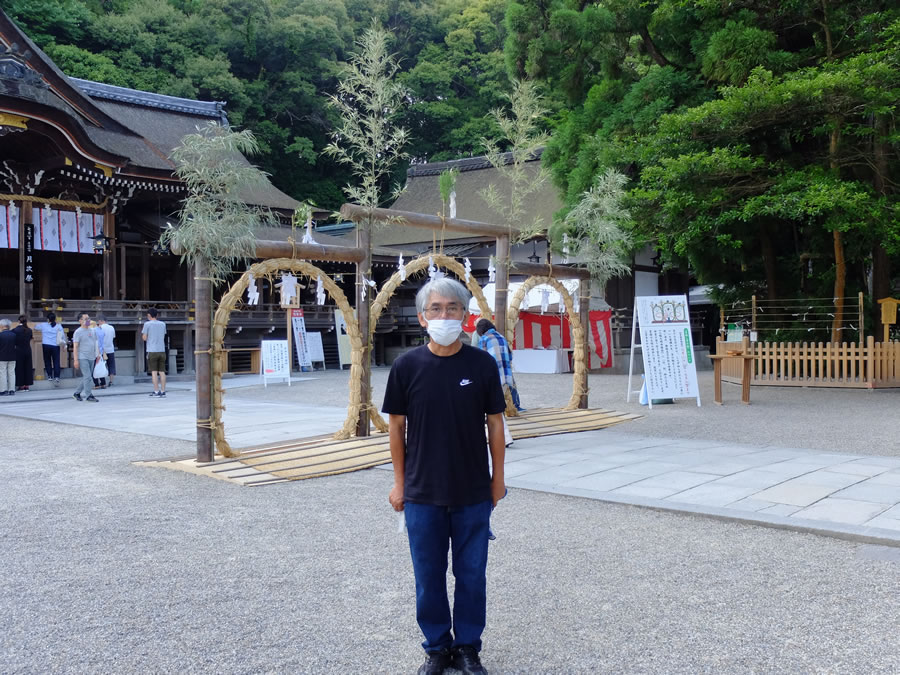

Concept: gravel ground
[[235, 368, 900, 457], [3, 416, 900, 674]]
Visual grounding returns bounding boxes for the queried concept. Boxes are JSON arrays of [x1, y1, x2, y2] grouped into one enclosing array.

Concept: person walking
[[475, 318, 525, 412], [142, 308, 167, 398], [72, 312, 100, 403], [383, 278, 506, 675], [0, 319, 16, 397], [12, 315, 33, 392], [35, 312, 64, 385], [96, 315, 116, 388]]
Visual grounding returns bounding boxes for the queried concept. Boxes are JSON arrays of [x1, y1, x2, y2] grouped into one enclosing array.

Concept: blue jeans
[[404, 500, 492, 654]]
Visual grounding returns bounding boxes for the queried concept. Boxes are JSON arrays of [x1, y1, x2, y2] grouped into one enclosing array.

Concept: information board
[[290, 308, 312, 369], [261, 339, 291, 387], [627, 295, 700, 408], [334, 308, 352, 369], [306, 331, 325, 366]]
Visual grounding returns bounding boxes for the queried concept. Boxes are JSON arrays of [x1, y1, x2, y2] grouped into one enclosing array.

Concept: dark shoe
[[0, 392, 7, 397], [149, 391, 160, 397], [73, 393, 83, 401], [7, 391, 13, 396], [85, 395, 99, 403], [453, 646, 487, 674], [157, 391, 166, 398], [417, 648, 452, 675]]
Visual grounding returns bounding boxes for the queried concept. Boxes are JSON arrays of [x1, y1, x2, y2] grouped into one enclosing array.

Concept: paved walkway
[[501, 429, 900, 545], [3, 376, 900, 545]]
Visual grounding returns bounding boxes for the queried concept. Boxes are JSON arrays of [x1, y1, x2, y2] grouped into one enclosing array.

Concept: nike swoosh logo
[[460, 379, 472, 386]]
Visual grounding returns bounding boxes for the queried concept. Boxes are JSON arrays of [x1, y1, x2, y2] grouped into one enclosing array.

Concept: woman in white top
[[34, 312, 64, 385]]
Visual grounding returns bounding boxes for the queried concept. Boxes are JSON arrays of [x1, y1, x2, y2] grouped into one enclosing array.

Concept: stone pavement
[[500, 429, 900, 545], [3, 375, 900, 545]]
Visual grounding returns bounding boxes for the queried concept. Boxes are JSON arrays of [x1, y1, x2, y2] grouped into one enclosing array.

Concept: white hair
[[415, 278, 471, 314]]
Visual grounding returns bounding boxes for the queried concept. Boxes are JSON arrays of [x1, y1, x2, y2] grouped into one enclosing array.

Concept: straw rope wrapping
[[367, 254, 494, 429], [506, 276, 588, 410], [211, 258, 365, 458]]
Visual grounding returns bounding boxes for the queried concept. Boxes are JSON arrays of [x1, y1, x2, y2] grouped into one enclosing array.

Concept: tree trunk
[[760, 224, 778, 300], [872, 114, 891, 339], [829, 122, 844, 343]]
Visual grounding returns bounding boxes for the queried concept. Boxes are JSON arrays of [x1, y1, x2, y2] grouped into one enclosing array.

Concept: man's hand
[[389, 483, 405, 512], [491, 478, 506, 507], [73, 359, 79, 370]]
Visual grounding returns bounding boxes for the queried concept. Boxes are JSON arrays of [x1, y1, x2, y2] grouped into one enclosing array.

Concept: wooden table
[[708, 353, 755, 405]]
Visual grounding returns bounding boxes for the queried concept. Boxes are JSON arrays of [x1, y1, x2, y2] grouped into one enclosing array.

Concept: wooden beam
[[170, 239, 365, 263], [341, 203, 516, 239], [511, 260, 591, 280]]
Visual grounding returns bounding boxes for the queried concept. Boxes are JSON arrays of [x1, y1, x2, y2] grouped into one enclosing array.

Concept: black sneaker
[[157, 391, 166, 398], [417, 648, 452, 675], [453, 646, 487, 674], [73, 393, 83, 401], [85, 395, 99, 403], [149, 391, 160, 397]]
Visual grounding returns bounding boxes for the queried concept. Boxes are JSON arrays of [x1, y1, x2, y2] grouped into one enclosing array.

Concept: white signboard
[[291, 309, 312, 369], [261, 339, 291, 387], [627, 295, 700, 408], [306, 331, 325, 365], [334, 308, 352, 369]]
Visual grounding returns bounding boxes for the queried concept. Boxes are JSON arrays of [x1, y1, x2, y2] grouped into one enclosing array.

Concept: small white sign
[[261, 339, 291, 387], [307, 331, 325, 365], [291, 309, 312, 369]]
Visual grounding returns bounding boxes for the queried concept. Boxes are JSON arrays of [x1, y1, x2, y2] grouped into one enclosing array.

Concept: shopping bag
[[92, 358, 109, 379]]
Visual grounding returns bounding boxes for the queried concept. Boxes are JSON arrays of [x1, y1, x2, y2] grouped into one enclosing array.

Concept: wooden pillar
[[494, 235, 510, 337], [103, 212, 116, 300], [356, 220, 372, 437], [578, 278, 590, 409], [118, 244, 127, 299], [17, 200, 33, 316], [141, 245, 150, 300], [195, 258, 214, 463], [183, 266, 195, 374]]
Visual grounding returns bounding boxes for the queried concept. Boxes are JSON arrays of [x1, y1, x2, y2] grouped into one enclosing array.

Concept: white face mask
[[425, 319, 463, 346]]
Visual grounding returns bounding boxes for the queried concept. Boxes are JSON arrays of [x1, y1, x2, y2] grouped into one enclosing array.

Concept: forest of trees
[[4, 0, 899, 331]]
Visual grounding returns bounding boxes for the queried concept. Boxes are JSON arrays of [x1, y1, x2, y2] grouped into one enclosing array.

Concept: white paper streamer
[[361, 276, 377, 300], [449, 191, 457, 219], [562, 233, 570, 263], [247, 274, 260, 306], [316, 274, 326, 305], [301, 214, 316, 244], [464, 257, 472, 283], [398, 254, 406, 281], [279, 273, 299, 304], [428, 255, 436, 280], [573, 292, 580, 314], [540, 289, 550, 315], [488, 257, 496, 283]]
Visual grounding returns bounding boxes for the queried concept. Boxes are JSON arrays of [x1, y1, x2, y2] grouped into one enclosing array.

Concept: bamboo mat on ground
[[135, 407, 641, 486]]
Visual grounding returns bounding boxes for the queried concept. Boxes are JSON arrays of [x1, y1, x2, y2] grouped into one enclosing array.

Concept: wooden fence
[[718, 336, 900, 389]]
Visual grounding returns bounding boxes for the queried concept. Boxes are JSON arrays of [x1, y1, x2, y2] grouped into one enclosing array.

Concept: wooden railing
[[29, 299, 193, 324], [718, 336, 900, 389]]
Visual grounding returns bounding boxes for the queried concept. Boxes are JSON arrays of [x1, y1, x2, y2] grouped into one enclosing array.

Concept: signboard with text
[[290, 308, 312, 369], [628, 295, 701, 408], [261, 339, 291, 387]]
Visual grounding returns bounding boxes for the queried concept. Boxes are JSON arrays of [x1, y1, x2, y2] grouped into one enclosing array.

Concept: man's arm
[[486, 412, 506, 506], [388, 414, 407, 512], [141, 324, 147, 342]]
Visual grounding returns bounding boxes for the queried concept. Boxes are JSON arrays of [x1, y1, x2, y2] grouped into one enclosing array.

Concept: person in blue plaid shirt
[[475, 319, 525, 412]]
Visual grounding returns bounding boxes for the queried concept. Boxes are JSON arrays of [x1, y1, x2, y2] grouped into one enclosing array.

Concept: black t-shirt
[[382, 344, 506, 506]]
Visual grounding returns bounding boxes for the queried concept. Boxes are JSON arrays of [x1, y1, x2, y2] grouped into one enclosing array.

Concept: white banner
[[30, 207, 100, 254], [0, 203, 18, 249], [291, 308, 312, 369], [261, 339, 291, 387], [629, 295, 700, 407]]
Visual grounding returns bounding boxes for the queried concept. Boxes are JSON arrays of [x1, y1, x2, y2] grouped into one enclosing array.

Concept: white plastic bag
[[92, 358, 108, 379]]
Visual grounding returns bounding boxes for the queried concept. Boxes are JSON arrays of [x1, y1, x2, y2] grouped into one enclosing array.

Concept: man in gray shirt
[[142, 308, 167, 398], [72, 312, 100, 402]]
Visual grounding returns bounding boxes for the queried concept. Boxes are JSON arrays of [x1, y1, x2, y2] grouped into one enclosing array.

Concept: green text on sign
[[684, 328, 692, 363]]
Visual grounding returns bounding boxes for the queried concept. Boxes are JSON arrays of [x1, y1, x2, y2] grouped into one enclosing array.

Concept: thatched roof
[[379, 151, 561, 248]]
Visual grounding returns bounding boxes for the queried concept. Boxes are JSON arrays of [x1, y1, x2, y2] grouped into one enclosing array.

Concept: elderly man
[[383, 277, 506, 675], [71, 312, 100, 402]]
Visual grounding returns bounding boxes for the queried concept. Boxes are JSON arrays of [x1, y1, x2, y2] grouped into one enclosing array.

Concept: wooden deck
[[136, 407, 642, 487]]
